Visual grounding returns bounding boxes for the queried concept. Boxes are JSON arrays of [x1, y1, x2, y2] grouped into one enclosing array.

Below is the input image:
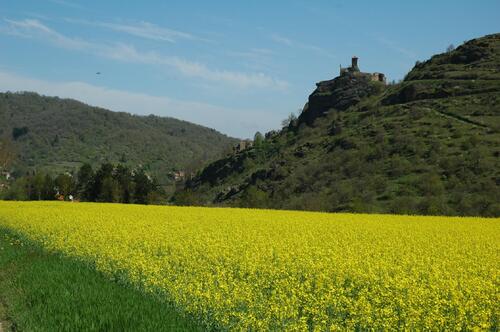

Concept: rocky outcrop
[[298, 71, 381, 125], [187, 153, 247, 187]]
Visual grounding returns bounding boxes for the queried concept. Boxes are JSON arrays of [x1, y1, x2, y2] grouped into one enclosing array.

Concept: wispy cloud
[[374, 36, 417, 60], [1, 19, 289, 90], [271, 34, 293, 47], [3, 19, 90, 49], [228, 48, 275, 59], [23, 12, 51, 21], [48, 0, 83, 9], [66, 18, 202, 43], [103, 44, 289, 90], [0, 70, 280, 137], [225, 48, 276, 71], [270, 33, 334, 59]]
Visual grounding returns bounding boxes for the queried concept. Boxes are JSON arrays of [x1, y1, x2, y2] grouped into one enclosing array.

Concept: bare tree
[[446, 44, 455, 53], [281, 112, 298, 127]]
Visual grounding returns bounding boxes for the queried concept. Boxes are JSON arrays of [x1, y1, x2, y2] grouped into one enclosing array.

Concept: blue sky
[[0, 1, 499, 138]]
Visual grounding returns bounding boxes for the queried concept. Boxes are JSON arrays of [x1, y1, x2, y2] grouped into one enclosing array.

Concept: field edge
[[0, 226, 203, 332]]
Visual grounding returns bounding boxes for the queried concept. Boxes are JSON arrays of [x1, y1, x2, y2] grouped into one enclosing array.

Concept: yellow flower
[[0, 201, 498, 330]]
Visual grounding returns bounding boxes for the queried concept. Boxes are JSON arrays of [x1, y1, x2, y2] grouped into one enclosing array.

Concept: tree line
[[1, 163, 164, 204]]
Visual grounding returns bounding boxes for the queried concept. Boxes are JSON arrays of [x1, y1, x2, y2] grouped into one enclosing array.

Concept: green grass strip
[[0, 228, 202, 332]]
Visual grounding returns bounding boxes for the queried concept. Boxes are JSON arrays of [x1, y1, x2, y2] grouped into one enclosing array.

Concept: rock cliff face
[[299, 72, 382, 125]]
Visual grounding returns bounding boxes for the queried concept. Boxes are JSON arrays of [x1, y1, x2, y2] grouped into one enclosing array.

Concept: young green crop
[[0, 201, 498, 330], [0, 228, 201, 331]]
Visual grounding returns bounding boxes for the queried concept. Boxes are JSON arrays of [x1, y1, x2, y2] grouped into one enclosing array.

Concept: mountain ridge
[[0, 91, 238, 184]]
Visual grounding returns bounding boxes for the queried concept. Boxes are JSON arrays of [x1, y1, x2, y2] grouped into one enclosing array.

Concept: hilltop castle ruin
[[297, 56, 387, 125], [340, 56, 386, 83]]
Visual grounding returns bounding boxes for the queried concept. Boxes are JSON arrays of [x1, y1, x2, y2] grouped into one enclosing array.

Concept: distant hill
[[176, 33, 500, 217], [0, 92, 238, 184]]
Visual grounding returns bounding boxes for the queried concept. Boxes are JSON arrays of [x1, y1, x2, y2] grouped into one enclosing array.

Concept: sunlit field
[[0, 201, 498, 330]]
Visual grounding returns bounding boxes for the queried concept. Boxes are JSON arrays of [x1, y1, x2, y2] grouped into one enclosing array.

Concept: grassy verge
[[0, 228, 201, 332]]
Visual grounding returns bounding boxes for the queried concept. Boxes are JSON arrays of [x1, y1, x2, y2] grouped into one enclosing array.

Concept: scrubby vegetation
[[0, 92, 237, 185], [2, 162, 164, 205], [176, 34, 500, 217]]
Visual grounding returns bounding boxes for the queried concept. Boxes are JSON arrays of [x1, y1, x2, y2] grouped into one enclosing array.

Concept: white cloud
[[1, 19, 289, 90], [3, 19, 91, 50], [66, 19, 199, 43], [0, 71, 281, 138], [225, 48, 278, 73], [374, 36, 417, 60], [48, 0, 83, 9], [101, 44, 289, 90], [271, 34, 293, 47], [227, 48, 275, 60], [270, 33, 335, 59]]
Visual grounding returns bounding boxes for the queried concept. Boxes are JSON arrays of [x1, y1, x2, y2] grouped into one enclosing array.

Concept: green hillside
[[0, 92, 237, 184], [175, 33, 500, 217]]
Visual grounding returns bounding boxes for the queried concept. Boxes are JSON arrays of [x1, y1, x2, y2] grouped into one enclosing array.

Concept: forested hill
[[176, 33, 500, 217], [0, 92, 238, 183]]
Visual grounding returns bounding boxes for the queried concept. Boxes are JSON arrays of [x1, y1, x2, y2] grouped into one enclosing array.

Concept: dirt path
[[432, 108, 491, 129]]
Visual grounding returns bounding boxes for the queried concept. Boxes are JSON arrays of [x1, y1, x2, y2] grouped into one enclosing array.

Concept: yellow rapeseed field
[[0, 201, 498, 330]]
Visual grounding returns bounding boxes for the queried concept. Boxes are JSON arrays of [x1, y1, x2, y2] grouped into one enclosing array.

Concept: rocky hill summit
[[384, 34, 500, 111], [175, 33, 500, 217], [299, 56, 385, 125]]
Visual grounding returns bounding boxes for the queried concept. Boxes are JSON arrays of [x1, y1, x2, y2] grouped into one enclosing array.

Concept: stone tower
[[351, 56, 360, 72]]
